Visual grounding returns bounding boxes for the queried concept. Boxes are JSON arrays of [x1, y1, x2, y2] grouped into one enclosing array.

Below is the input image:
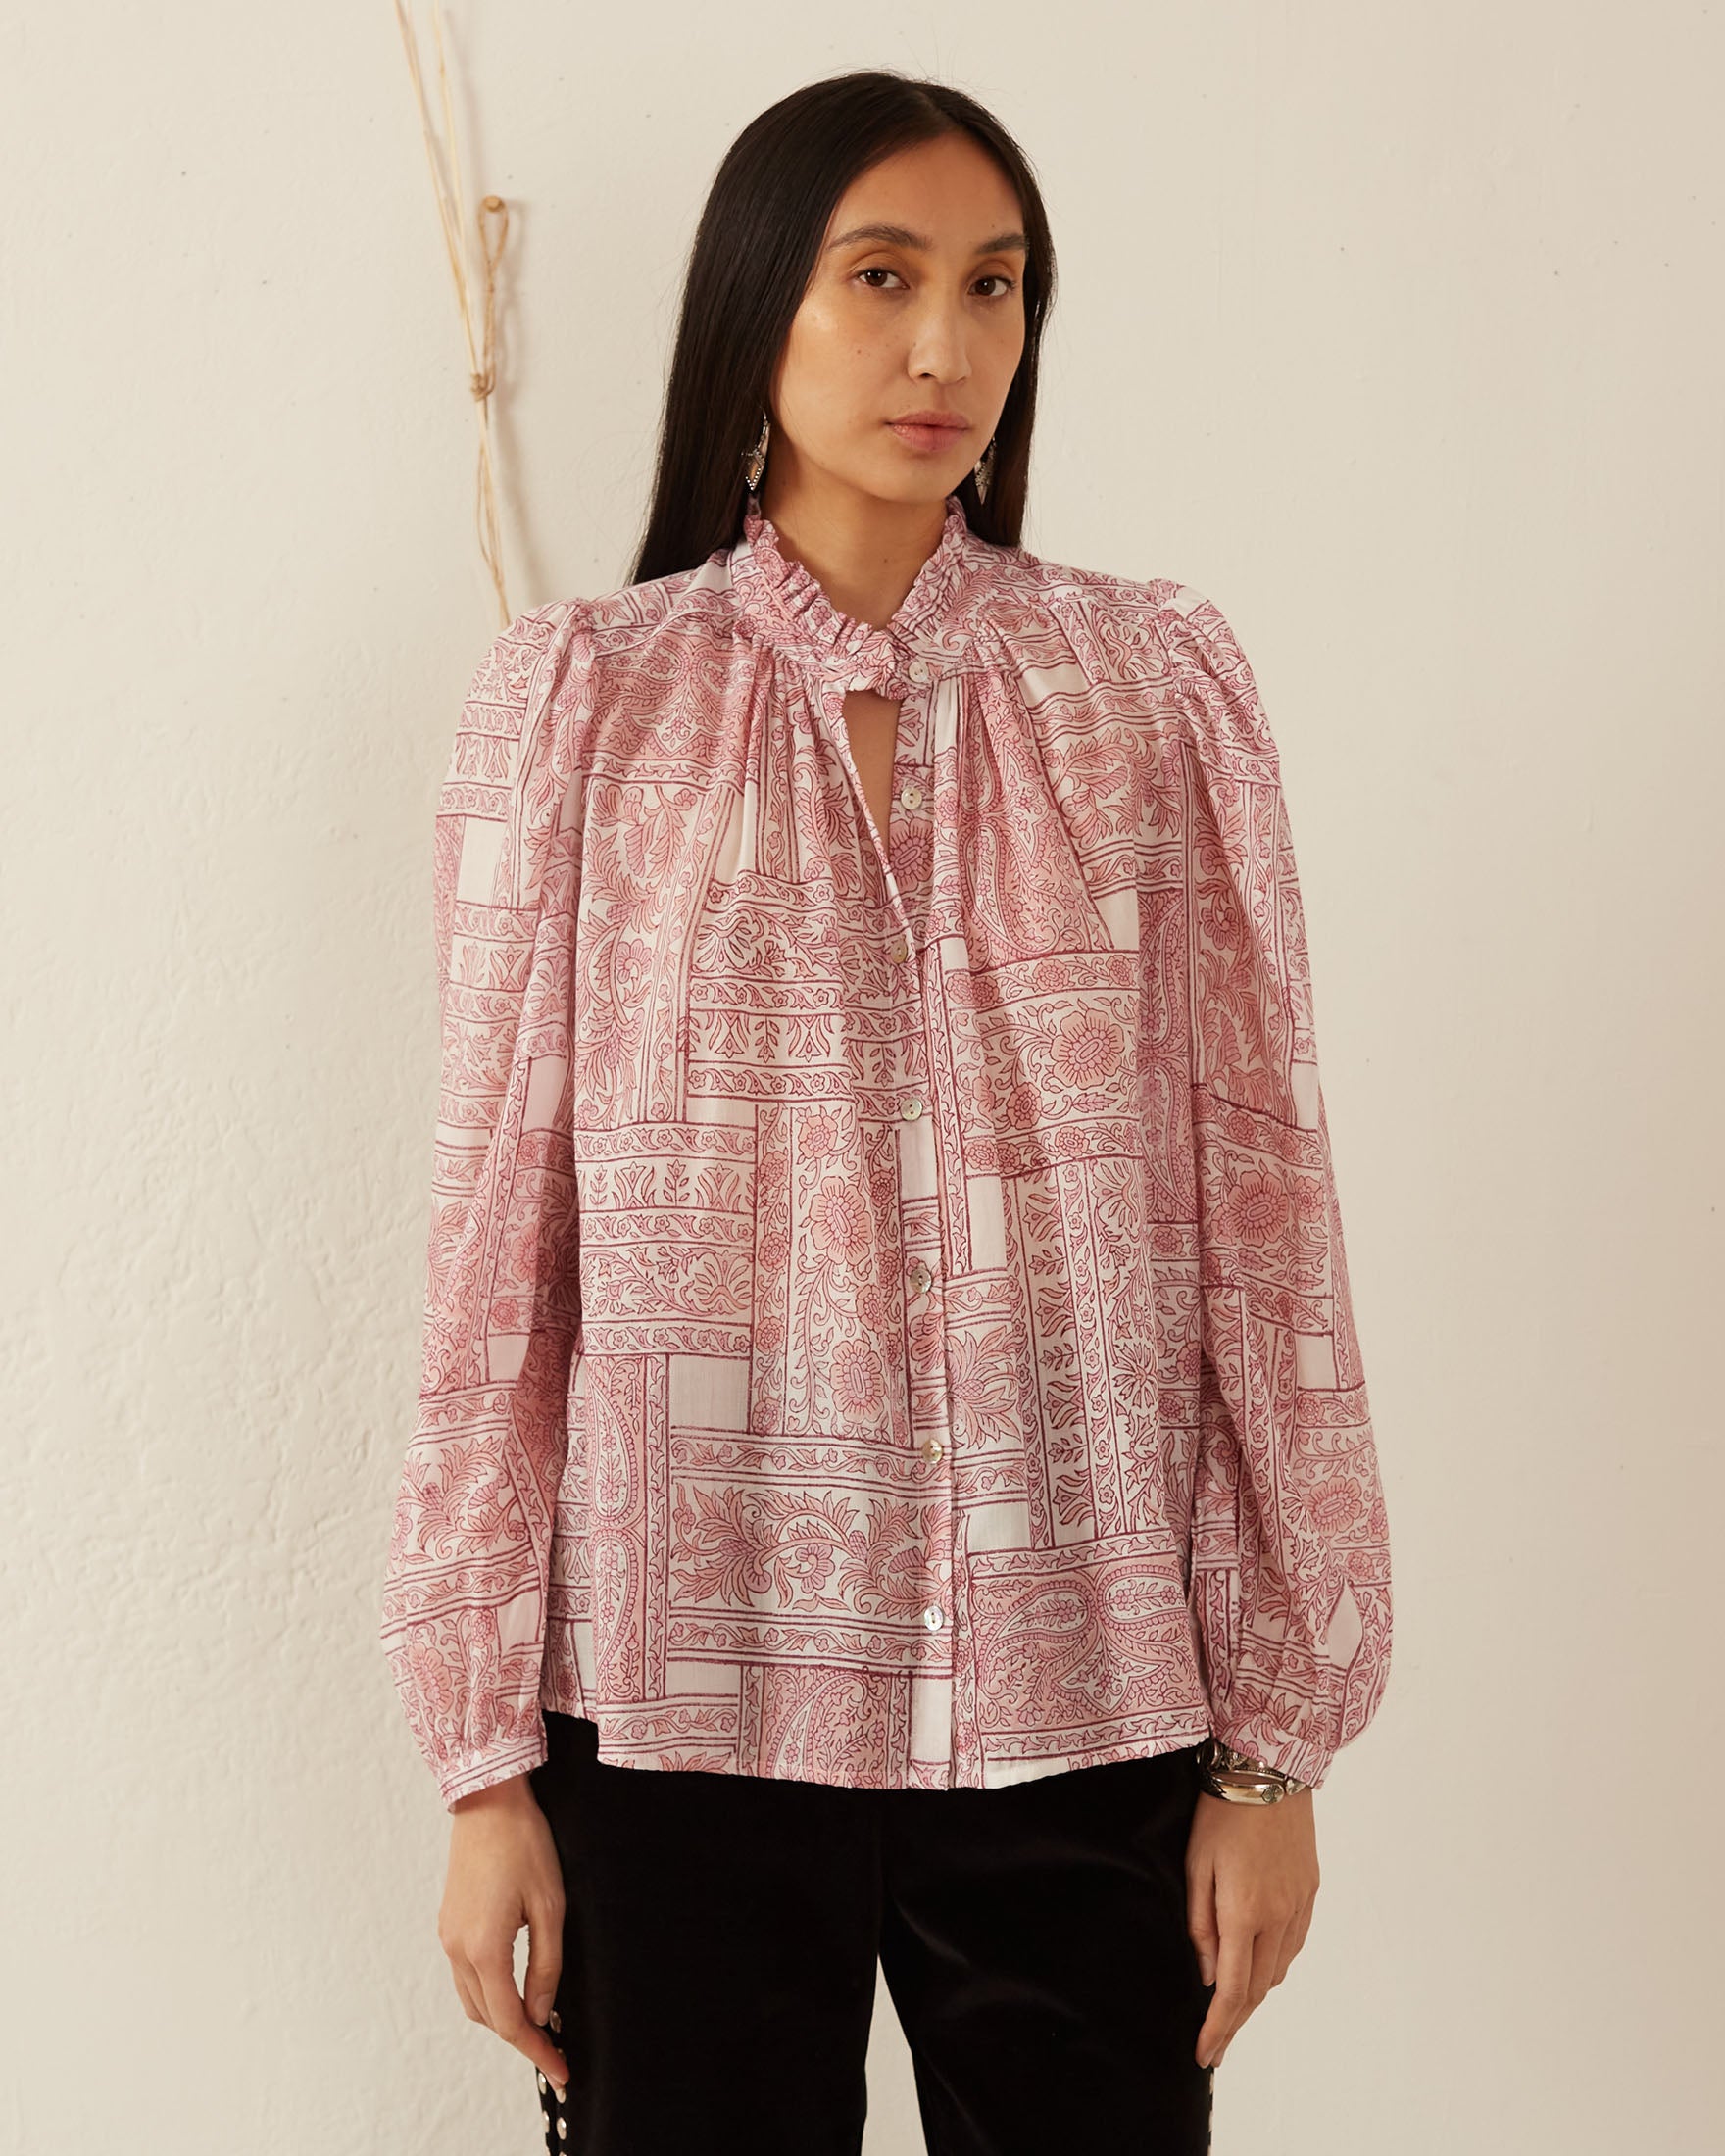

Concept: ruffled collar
[[729, 492, 974, 682]]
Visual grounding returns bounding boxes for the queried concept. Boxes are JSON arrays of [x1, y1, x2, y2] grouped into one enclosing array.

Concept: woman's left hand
[[1185, 1787, 1319, 2069]]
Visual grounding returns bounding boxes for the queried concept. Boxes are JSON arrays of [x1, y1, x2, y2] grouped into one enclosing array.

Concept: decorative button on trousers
[[526, 1711, 1216, 2155]]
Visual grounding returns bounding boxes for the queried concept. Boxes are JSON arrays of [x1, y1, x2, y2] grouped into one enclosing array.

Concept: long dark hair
[[627, 71, 1057, 585]]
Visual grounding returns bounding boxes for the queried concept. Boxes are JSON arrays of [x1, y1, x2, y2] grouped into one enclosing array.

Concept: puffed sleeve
[[1159, 584, 1392, 1789], [381, 598, 596, 1808]]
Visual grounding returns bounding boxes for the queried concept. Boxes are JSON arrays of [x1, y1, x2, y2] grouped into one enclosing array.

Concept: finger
[[1210, 1913, 1293, 2067], [1274, 1896, 1314, 1983], [448, 1955, 487, 2027], [1192, 1883, 1230, 2063], [1200, 1912, 1255, 2069], [473, 1951, 569, 2091], [1250, 1913, 1291, 2005], [523, 1895, 565, 2029]]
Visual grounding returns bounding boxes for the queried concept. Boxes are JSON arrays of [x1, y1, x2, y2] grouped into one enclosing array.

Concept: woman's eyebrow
[[824, 221, 1028, 255]]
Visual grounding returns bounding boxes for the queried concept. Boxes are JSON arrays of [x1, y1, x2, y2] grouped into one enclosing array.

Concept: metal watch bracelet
[[1193, 1734, 1312, 1803]]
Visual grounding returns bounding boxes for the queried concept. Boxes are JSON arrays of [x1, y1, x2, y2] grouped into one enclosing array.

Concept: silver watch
[[1193, 1734, 1312, 1802]]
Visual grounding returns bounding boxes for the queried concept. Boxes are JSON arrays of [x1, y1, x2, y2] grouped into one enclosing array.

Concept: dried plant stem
[[392, 0, 513, 625]]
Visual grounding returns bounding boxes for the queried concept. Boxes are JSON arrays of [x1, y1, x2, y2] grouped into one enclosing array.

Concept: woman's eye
[[854, 267, 1018, 297]]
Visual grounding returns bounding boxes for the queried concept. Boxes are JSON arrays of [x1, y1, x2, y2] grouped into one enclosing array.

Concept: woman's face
[[765, 131, 1028, 513]]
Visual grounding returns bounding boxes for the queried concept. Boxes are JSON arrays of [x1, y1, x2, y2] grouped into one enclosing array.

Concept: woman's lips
[[888, 417, 971, 455]]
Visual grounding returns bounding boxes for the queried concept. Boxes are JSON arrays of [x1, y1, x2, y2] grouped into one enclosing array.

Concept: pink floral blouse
[[381, 492, 1392, 1807]]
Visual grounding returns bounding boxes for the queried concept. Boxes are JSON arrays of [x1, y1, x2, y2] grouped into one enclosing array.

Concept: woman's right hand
[[437, 1772, 570, 2096]]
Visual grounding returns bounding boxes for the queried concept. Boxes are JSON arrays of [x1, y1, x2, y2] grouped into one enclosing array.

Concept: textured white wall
[[4, 2, 1721, 2149]]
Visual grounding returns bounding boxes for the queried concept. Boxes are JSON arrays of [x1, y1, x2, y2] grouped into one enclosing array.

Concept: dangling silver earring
[[972, 434, 997, 504], [743, 411, 771, 494]]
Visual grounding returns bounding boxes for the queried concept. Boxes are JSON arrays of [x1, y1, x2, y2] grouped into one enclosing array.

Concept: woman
[[382, 68, 1392, 2156]]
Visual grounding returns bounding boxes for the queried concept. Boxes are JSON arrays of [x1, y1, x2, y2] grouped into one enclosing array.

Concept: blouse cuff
[[438, 1730, 550, 1812]]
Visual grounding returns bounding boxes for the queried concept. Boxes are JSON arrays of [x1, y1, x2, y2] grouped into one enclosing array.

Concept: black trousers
[[526, 1710, 1216, 2155]]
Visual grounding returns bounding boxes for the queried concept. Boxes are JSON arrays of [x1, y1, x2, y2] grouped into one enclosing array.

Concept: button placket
[[822, 654, 927, 964], [892, 663, 934, 838]]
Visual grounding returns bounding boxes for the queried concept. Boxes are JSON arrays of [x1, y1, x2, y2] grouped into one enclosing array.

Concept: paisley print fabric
[[380, 491, 1392, 1807]]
